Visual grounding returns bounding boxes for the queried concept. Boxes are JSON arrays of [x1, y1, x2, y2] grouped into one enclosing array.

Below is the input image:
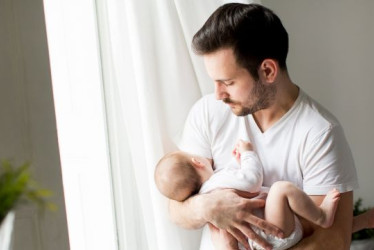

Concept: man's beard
[[223, 80, 276, 116]]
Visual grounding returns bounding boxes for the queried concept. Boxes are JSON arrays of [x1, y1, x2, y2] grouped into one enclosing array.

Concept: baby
[[155, 140, 340, 250]]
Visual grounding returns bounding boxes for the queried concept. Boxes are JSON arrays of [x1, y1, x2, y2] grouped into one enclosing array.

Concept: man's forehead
[[203, 48, 242, 79]]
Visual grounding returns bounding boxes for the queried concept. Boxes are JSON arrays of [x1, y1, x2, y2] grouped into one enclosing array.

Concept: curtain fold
[[96, 0, 258, 249]]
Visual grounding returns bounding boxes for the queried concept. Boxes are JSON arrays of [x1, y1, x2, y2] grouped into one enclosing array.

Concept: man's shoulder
[[189, 94, 232, 121], [193, 93, 224, 109], [297, 90, 340, 131]]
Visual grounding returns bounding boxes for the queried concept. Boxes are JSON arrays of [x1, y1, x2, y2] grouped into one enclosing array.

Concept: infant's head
[[154, 151, 213, 201]]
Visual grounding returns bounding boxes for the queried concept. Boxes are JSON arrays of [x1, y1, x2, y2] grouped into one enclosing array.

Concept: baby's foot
[[318, 188, 341, 228]]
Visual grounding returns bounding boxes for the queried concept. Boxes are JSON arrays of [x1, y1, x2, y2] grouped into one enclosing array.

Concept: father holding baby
[[169, 3, 358, 250]]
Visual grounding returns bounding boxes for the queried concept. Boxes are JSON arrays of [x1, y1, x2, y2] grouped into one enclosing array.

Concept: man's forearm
[[168, 194, 207, 229], [290, 228, 348, 250], [290, 191, 353, 250]]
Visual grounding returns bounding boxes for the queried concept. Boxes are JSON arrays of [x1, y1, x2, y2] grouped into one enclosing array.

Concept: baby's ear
[[191, 158, 205, 169]]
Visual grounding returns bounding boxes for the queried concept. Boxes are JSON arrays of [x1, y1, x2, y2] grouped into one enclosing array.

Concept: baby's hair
[[154, 151, 202, 201]]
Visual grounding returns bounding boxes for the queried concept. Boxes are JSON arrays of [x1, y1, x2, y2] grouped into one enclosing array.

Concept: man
[[170, 3, 358, 250]]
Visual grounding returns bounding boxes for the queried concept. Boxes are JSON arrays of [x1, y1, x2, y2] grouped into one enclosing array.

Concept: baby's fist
[[236, 140, 253, 153]]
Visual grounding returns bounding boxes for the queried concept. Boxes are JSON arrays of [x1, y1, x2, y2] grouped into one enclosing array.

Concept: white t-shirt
[[199, 151, 263, 194], [179, 89, 358, 194], [178, 89, 358, 250]]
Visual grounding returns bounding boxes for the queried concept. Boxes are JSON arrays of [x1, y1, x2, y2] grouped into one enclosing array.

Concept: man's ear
[[259, 59, 278, 83], [191, 158, 205, 169]]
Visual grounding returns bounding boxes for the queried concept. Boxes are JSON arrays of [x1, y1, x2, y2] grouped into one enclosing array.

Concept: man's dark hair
[[192, 3, 288, 80]]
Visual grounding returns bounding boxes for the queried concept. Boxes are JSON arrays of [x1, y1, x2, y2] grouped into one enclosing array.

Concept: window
[[43, 0, 117, 249]]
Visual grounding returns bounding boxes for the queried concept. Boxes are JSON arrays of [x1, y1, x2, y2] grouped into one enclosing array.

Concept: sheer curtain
[[96, 1, 258, 249]]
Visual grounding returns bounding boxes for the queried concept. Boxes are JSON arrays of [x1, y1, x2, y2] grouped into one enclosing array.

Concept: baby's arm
[[200, 140, 263, 194], [232, 140, 263, 193], [232, 139, 253, 163]]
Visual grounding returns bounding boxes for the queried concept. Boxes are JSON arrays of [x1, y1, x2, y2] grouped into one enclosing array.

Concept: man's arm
[[169, 193, 207, 229], [352, 207, 374, 233], [290, 191, 353, 250], [169, 189, 283, 249]]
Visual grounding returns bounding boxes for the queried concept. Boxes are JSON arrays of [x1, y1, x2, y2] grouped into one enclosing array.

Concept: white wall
[[262, 1, 374, 207], [0, 0, 69, 249]]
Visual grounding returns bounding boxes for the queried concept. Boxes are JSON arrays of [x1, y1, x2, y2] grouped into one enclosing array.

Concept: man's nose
[[214, 82, 228, 100]]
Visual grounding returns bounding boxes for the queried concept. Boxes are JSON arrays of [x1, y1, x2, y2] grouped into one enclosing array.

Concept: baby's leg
[[265, 181, 340, 237], [264, 182, 296, 237]]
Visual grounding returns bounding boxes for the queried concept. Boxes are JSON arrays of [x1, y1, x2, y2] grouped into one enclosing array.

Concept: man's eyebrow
[[216, 78, 233, 82]]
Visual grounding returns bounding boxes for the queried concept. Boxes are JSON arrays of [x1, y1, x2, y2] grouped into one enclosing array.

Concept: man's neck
[[252, 79, 299, 133]]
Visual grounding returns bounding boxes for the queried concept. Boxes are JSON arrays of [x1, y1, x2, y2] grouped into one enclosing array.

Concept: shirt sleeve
[[302, 124, 359, 195], [178, 97, 212, 159], [239, 151, 263, 192]]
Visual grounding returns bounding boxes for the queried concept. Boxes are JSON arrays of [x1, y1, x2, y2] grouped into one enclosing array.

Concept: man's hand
[[208, 223, 240, 250], [203, 189, 283, 250]]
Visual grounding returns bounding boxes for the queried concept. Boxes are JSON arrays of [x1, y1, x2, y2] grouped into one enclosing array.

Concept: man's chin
[[231, 107, 251, 116], [224, 102, 251, 116]]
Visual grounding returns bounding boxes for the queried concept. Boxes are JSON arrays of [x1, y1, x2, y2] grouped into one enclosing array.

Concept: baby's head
[[154, 151, 213, 201]]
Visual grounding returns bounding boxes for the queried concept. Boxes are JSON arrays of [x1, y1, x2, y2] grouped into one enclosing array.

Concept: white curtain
[[96, 0, 258, 249]]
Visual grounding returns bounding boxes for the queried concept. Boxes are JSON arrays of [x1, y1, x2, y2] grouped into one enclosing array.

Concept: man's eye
[[225, 81, 234, 86]]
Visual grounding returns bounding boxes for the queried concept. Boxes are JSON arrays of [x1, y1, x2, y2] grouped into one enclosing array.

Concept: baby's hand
[[232, 140, 253, 164], [236, 140, 253, 153], [232, 147, 241, 164]]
